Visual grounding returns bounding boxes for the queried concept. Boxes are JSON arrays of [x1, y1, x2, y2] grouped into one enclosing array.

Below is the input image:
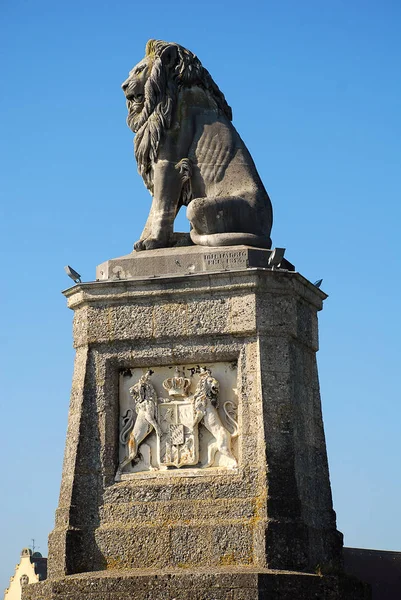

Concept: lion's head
[[129, 370, 156, 405], [194, 369, 220, 407], [121, 39, 232, 192]]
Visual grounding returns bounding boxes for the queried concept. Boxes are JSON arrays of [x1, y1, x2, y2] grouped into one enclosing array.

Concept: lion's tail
[[223, 401, 238, 438], [190, 231, 271, 249], [120, 408, 134, 445]]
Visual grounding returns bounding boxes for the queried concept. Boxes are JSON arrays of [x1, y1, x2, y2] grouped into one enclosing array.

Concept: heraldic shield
[[158, 399, 199, 467]]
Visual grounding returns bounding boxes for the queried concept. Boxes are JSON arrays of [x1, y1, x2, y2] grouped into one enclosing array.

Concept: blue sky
[[1, 0, 400, 590]]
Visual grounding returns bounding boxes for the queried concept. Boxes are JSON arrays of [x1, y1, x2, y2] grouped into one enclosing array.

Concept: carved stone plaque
[[116, 362, 238, 480]]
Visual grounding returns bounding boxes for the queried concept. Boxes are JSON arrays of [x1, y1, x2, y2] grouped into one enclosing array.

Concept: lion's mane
[[193, 371, 219, 409], [133, 39, 232, 193]]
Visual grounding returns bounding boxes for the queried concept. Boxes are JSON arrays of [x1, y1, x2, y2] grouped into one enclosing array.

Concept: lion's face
[[122, 56, 153, 132], [129, 383, 139, 400], [203, 375, 220, 402]]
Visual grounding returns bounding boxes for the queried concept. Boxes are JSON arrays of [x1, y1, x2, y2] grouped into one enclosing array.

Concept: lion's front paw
[[134, 239, 147, 251], [134, 238, 169, 252], [145, 238, 169, 250]]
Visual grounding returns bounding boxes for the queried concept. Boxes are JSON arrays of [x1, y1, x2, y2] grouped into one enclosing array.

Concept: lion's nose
[[121, 80, 129, 93]]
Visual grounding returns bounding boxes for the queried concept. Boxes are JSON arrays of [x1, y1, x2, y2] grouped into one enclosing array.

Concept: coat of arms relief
[[115, 363, 238, 481]]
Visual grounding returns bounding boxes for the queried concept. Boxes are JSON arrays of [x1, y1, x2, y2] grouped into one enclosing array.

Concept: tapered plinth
[[25, 246, 370, 600]]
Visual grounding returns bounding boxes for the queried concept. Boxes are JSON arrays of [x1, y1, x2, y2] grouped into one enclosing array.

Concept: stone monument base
[[27, 245, 370, 600], [24, 568, 370, 600]]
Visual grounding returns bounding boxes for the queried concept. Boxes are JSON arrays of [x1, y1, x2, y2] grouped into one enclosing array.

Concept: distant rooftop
[[344, 547, 401, 600], [4, 548, 47, 600]]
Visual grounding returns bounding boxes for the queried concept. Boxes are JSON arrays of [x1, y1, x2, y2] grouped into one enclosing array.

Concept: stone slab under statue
[[24, 40, 370, 600], [96, 245, 295, 281]]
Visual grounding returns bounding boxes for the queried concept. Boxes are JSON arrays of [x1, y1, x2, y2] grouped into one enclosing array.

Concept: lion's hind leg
[[204, 439, 237, 469], [115, 435, 138, 480], [187, 196, 272, 249], [205, 442, 218, 468], [217, 440, 238, 468], [115, 419, 152, 480]]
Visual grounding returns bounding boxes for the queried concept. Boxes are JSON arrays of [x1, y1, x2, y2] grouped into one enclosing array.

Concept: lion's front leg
[[134, 205, 156, 251], [134, 160, 183, 251]]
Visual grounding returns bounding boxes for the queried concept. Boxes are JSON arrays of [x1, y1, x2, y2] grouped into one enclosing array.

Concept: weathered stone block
[[23, 570, 371, 600], [187, 297, 230, 335], [153, 301, 187, 337]]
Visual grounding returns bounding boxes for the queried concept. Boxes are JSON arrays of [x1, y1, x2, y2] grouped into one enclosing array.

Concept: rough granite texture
[[24, 569, 370, 600], [25, 250, 370, 599]]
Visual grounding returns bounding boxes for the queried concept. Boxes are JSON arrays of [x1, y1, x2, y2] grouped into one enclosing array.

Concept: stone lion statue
[[122, 39, 273, 251]]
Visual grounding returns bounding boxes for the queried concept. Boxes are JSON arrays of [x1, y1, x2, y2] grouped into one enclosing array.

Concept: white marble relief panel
[[115, 362, 238, 480]]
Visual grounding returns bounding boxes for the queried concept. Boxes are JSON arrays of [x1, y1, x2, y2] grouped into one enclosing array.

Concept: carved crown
[[162, 367, 191, 397]]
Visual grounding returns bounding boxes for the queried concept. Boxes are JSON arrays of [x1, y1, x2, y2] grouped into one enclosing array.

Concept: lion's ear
[[160, 44, 178, 69]]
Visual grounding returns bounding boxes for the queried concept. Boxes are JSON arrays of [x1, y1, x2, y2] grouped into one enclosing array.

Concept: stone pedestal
[[25, 246, 370, 599]]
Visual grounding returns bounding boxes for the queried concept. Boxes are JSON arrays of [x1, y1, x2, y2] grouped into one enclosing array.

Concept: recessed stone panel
[[116, 362, 239, 479]]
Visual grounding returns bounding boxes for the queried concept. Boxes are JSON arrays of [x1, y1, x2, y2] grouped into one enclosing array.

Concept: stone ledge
[[23, 568, 370, 600], [96, 245, 295, 281], [64, 268, 327, 313]]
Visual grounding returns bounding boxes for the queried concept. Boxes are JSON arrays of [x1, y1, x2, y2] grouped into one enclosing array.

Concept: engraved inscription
[[203, 250, 248, 270]]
